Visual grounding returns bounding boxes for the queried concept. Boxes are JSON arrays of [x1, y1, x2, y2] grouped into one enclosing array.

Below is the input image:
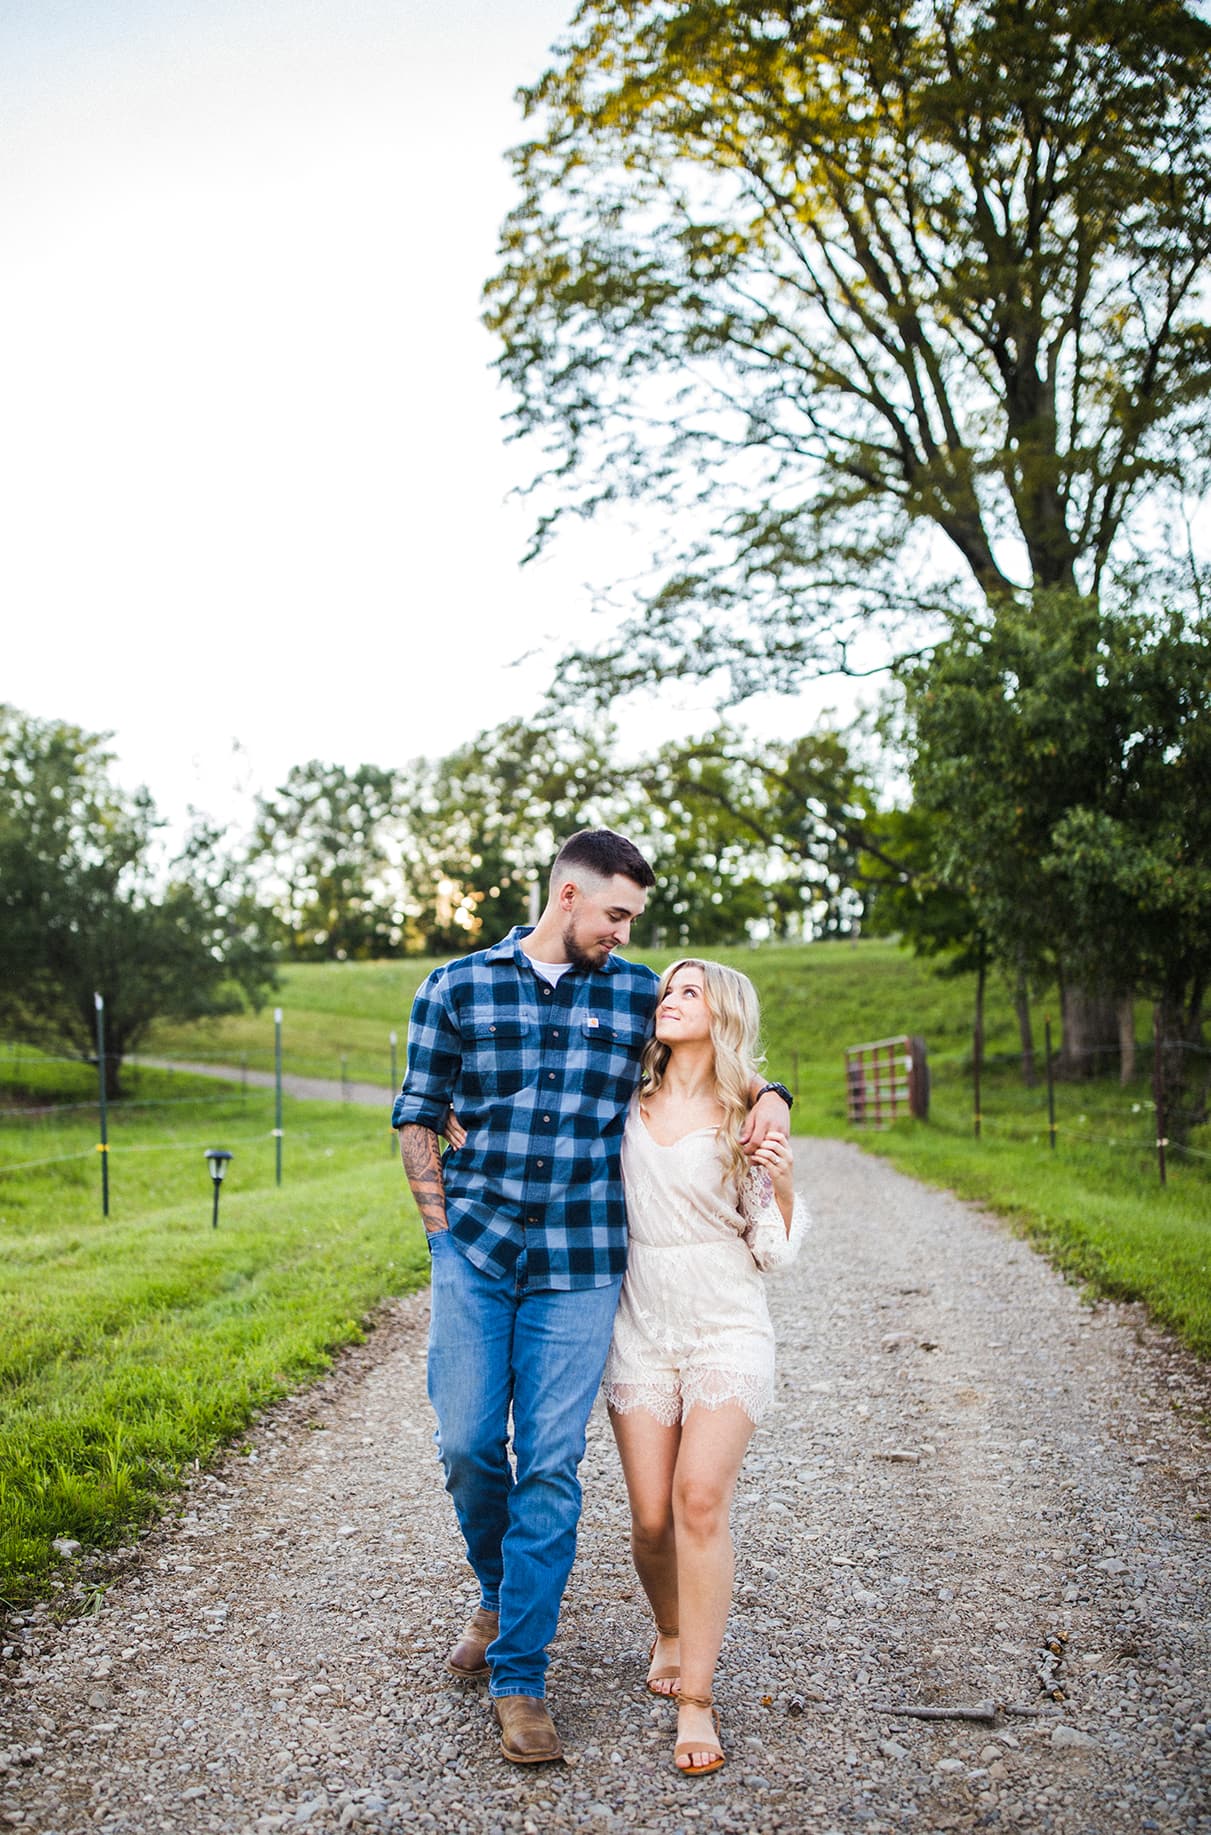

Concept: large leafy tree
[[399, 718, 630, 953], [0, 708, 276, 1096], [487, 0, 1211, 693], [643, 725, 885, 941], [902, 595, 1211, 1119], [251, 762, 402, 959]]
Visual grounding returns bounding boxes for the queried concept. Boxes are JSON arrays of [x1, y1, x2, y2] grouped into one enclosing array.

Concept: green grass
[[142, 938, 1028, 1086], [4, 936, 1208, 1607], [148, 939, 1210, 1355], [0, 1064, 427, 1607]]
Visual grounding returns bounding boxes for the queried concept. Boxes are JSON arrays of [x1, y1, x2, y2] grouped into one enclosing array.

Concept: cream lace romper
[[602, 1098, 809, 1426]]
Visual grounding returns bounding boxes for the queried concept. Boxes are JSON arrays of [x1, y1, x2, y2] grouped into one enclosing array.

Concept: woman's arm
[[738, 1135, 809, 1269], [745, 1132, 795, 1232]]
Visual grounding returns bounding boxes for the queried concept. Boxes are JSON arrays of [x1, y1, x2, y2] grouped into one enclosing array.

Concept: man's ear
[[556, 878, 579, 913]]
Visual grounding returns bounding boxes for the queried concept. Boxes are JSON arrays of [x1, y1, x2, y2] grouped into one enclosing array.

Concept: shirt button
[[537, 1160, 544, 1167], [548, 1073, 555, 1081], [544, 986, 552, 995], [543, 1115, 551, 1122]]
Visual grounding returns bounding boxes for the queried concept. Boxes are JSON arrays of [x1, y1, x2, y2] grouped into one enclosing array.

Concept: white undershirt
[[529, 958, 574, 988]]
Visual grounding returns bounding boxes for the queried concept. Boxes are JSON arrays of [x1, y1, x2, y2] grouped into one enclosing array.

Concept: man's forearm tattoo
[[399, 1124, 449, 1233]]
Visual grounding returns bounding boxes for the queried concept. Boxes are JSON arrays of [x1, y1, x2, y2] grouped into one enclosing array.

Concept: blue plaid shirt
[[391, 927, 659, 1289]]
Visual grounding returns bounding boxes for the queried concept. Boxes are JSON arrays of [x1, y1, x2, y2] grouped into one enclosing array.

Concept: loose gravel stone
[[1, 1140, 1208, 1833]]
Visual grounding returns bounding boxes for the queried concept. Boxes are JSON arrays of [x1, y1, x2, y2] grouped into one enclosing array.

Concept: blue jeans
[[426, 1229, 622, 1698]]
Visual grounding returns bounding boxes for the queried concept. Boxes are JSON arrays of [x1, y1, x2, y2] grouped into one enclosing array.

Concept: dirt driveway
[[2, 1139, 1208, 1833]]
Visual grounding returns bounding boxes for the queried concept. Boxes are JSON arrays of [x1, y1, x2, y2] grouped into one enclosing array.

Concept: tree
[[251, 761, 402, 959], [488, 0, 1211, 698], [0, 708, 277, 1096], [399, 718, 631, 953], [901, 595, 1211, 1121], [642, 724, 884, 942]]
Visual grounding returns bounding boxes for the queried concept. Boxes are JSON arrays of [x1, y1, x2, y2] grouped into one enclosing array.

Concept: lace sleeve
[[738, 1163, 809, 1272]]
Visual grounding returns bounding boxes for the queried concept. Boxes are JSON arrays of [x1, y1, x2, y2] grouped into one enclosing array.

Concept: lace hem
[[604, 1368, 773, 1427]]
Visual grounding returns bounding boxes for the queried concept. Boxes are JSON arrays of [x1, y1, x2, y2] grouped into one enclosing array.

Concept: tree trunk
[[1117, 994, 1136, 1086], [1057, 981, 1119, 1080], [974, 941, 987, 1046], [1015, 968, 1037, 1087]]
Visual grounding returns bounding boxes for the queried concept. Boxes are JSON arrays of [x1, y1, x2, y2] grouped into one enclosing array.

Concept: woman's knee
[[630, 1506, 675, 1553], [673, 1476, 730, 1543]]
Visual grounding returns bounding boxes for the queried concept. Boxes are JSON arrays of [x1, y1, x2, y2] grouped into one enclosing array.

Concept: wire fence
[[845, 1014, 1210, 1186], [0, 1017, 404, 1217]]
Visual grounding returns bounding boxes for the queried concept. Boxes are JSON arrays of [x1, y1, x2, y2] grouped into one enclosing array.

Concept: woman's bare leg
[[672, 1401, 755, 1768], [608, 1404, 682, 1691]]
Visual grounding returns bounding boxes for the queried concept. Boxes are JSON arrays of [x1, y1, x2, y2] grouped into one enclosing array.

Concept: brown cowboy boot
[[493, 1694, 563, 1764], [447, 1606, 498, 1679]]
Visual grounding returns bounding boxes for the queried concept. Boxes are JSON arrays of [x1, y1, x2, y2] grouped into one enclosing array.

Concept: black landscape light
[[204, 1149, 233, 1229]]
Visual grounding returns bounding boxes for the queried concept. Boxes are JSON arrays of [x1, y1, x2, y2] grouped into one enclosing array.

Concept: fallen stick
[[870, 1700, 1061, 1723], [871, 1701, 999, 1723]]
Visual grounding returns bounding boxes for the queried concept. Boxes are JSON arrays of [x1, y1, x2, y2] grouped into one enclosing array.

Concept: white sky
[[1, 0, 861, 843]]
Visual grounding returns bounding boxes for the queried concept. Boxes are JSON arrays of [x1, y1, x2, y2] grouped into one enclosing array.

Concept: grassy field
[[0, 1062, 427, 1606], [147, 938, 1210, 1355], [143, 938, 1030, 1087], [3, 937, 1207, 1607]]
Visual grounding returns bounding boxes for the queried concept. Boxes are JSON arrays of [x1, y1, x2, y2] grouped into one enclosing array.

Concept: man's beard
[[562, 922, 609, 972]]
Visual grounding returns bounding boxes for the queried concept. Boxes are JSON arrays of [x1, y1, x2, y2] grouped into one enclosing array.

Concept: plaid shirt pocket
[[578, 1016, 647, 1108], [462, 1017, 538, 1101]]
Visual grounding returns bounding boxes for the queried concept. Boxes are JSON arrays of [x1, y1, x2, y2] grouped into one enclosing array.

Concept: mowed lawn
[[0, 1070, 428, 1605], [149, 938, 1211, 1356], [3, 939, 1208, 1607]]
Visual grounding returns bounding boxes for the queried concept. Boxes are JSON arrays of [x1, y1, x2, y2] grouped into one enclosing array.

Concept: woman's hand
[[441, 1108, 468, 1151], [748, 1130, 795, 1231]]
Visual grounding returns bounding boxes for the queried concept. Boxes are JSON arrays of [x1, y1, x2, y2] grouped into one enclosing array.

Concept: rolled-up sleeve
[[391, 969, 461, 1131]]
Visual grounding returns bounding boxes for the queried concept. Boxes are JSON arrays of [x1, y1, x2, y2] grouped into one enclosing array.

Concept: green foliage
[[0, 708, 276, 1094], [399, 718, 630, 952], [861, 804, 984, 975], [251, 760, 403, 959], [901, 592, 1211, 1115], [487, 0, 1211, 696], [642, 724, 881, 941]]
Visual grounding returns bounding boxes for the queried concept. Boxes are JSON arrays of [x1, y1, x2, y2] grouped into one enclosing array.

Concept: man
[[392, 830, 791, 1764]]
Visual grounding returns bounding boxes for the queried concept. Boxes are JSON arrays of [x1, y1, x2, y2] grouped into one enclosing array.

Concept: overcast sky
[[1, 0, 854, 841]]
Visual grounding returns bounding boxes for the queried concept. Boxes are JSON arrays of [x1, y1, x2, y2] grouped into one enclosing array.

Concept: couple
[[392, 830, 805, 1775]]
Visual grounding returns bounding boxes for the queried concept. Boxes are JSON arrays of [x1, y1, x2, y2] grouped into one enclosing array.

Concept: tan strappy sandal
[[646, 1624, 680, 1697], [673, 1691, 725, 1776]]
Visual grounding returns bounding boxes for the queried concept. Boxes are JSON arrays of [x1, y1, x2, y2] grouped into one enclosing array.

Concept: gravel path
[[3, 1140, 1209, 1833], [132, 1060, 393, 1109]]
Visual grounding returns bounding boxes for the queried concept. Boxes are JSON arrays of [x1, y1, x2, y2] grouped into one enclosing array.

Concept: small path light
[[204, 1149, 233, 1228]]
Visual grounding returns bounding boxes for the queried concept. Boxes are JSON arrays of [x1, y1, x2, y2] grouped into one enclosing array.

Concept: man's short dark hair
[[551, 829, 655, 891]]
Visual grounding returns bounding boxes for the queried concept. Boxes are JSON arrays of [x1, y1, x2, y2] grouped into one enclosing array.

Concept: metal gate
[[845, 1035, 929, 1127]]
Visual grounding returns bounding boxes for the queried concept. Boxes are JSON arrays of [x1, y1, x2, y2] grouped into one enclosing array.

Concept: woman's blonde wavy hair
[[640, 958, 764, 1185]]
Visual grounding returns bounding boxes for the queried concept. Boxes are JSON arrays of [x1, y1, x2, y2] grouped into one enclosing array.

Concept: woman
[[602, 958, 806, 1777]]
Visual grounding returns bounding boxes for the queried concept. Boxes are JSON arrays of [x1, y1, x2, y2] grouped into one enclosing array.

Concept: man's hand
[[741, 1087, 792, 1154], [442, 1108, 468, 1151]]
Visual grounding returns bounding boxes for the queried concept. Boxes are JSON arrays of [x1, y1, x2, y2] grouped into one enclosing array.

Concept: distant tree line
[[5, 600, 1208, 1134]]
